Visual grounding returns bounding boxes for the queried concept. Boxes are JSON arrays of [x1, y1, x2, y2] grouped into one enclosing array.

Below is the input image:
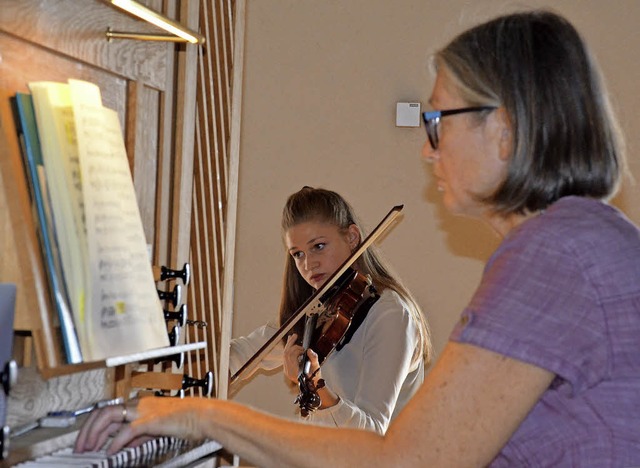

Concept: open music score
[[13, 80, 171, 363]]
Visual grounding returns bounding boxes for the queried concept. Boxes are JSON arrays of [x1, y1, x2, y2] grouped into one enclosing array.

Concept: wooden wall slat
[[187, 0, 242, 399], [217, 0, 245, 399], [132, 84, 161, 245], [169, 0, 201, 269]]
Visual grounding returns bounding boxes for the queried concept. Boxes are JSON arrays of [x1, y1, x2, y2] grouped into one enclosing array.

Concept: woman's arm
[[83, 341, 554, 467]]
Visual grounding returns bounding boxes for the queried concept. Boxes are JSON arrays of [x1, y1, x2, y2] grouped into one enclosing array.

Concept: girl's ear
[[347, 224, 360, 249]]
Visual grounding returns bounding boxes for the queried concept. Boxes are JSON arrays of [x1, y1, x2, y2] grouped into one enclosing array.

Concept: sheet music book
[[11, 93, 82, 364], [18, 79, 170, 362]]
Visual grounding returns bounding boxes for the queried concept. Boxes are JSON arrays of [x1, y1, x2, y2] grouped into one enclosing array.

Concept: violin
[[294, 267, 378, 417], [309, 268, 376, 364], [229, 205, 403, 389]]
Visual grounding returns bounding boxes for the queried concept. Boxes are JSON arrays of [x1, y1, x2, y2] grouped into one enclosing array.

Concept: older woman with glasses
[[74, 10, 640, 467]]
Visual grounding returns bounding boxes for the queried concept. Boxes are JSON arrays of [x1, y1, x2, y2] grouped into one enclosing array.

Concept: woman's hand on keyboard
[[74, 397, 206, 455], [74, 398, 151, 453]]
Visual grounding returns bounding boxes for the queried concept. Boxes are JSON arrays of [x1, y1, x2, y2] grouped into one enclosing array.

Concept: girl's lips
[[310, 273, 325, 285]]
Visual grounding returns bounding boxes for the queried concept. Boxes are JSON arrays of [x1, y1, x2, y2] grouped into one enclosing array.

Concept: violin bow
[[229, 204, 404, 386]]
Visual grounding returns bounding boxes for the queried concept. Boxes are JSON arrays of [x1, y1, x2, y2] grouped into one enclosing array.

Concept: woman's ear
[[495, 107, 513, 161], [347, 224, 360, 249]]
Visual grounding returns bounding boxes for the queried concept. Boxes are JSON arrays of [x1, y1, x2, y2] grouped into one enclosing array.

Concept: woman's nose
[[421, 139, 437, 163]]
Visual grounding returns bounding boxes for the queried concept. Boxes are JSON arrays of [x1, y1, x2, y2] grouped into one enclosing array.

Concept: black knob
[[182, 371, 214, 397], [157, 284, 182, 306], [160, 263, 191, 286], [164, 304, 188, 327]]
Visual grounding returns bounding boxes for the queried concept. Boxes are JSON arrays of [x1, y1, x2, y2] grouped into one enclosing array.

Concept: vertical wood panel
[[217, 0, 245, 399], [133, 84, 161, 245], [188, 0, 242, 400], [170, 1, 201, 266]]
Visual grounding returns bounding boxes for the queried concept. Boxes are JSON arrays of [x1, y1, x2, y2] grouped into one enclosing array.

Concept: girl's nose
[[304, 255, 316, 271]]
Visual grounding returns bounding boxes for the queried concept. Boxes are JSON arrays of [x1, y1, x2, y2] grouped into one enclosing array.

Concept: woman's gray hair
[[435, 10, 626, 214]]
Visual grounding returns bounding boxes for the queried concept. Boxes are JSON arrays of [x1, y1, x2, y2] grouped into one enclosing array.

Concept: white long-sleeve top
[[229, 289, 424, 434]]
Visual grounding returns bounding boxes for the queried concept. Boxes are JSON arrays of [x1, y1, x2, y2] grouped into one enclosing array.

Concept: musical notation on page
[[22, 79, 170, 362]]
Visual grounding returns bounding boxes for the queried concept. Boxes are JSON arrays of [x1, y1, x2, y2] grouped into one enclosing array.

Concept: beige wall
[[229, 0, 640, 419]]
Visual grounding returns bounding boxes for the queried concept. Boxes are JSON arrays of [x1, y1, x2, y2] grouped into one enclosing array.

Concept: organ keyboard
[[1, 408, 226, 468], [12, 436, 222, 467]]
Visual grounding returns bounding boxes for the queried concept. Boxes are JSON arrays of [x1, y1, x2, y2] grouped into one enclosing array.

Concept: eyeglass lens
[[425, 117, 439, 150]]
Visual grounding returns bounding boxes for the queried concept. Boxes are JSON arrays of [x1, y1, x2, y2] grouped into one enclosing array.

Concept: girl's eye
[[314, 242, 326, 251], [291, 251, 303, 260]]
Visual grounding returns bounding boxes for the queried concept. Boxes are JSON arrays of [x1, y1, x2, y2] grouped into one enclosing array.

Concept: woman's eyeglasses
[[422, 106, 497, 150]]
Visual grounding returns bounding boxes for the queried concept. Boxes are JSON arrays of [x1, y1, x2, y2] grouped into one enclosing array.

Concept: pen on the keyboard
[[94, 397, 124, 409], [70, 396, 125, 416], [10, 397, 126, 438], [10, 420, 39, 438], [72, 406, 94, 416]]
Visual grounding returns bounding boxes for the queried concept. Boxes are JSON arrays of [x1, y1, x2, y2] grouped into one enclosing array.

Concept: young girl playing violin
[[228, 186, 432, 434]]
